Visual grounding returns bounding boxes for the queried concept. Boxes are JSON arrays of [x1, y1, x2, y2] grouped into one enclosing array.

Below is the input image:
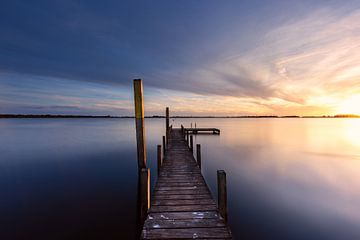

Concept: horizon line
[[0, 114, 359, 118]]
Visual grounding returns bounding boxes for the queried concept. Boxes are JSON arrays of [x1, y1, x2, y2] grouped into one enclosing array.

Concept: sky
[[1, 0, 360, 116]]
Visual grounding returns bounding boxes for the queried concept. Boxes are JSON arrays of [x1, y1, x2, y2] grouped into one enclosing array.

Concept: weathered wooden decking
[[141, 129, 232, 239], [184, 128, 220, 135]]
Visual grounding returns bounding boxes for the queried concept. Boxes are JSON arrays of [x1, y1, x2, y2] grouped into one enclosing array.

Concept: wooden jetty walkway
[[133, 79, 231, 239], [184, 127, 220, 135], [141, 128, 232, 239]]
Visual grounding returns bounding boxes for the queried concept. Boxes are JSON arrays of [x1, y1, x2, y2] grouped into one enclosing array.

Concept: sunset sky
[[1, 0, 360, 116]]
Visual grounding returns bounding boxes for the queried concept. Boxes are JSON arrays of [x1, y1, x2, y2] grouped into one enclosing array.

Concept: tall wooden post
[[217, 170, 228, 222], [190, 135, 194, 153], [157, 145, 162, 176], [196, 144, 201, 169], [139, 168, 150, 223], [162, 136, 166, 156], [133, 79, 146, 169]]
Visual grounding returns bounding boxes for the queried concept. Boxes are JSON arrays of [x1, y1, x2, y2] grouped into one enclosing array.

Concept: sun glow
[[336, 95, 360, 115], [343, 119, 360, 149]]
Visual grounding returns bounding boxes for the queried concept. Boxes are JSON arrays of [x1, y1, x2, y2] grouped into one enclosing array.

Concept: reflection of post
[[166, 107, 169, 145], [133, 79, 146, 169], [217, 170, 228, 222], [139, 168, 150, 224]]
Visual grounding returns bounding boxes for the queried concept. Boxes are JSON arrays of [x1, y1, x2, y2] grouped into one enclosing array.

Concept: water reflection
[[188, 118, 360, 239], [1, 118, 360, 239], [0, 119, 163, 240]]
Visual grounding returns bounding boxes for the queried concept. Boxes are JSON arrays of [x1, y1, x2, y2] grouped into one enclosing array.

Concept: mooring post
[[186, 131, 189, 146], [165, 107, 169, 145], [133, 79, 146, 169], [217, 170, 228, 222], [190, 135, 194, 153], [139, 168, 150, 224], [157, 145, 162, 176], [162, 135, 166, 156], [196, 144, 201, 169]]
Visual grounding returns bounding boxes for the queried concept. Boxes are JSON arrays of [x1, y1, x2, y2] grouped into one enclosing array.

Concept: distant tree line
[[0, 114, 358, 118]]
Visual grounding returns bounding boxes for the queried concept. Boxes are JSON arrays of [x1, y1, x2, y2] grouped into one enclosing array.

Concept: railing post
[[196, 144, 201, 169], [157, 145, 162, 176], [133, 79, 146, 169], [190, 135, 193, 153], [166, 107, 169, 145], [139, 168, 150, 224], [186, 131, 189, 146], [162, 135, 166, 156], [217, 170, 228, 222]]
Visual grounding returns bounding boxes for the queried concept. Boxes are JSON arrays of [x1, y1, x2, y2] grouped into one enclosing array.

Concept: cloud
[[1, 1, 360, 115], [162, 6, 360, 112]]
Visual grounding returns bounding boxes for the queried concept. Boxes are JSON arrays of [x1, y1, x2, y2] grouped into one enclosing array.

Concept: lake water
[[1, 118, 360, 239]]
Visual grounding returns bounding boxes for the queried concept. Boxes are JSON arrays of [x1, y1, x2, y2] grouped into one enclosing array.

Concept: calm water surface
[[1, 118, 360, 239]]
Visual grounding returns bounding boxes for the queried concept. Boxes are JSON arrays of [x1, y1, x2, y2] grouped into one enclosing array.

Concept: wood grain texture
[[141, 129, 232, 239]]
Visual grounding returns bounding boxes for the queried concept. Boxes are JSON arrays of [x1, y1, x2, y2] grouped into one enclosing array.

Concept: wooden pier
[[134, 79, 231, 239], [141, 128, 232, 239], [184, 127, 220, 135]]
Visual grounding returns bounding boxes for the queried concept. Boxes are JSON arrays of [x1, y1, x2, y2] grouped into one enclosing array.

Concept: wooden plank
[[147, 211, 220, 220], [142, 227, 232, 239], [156, 182, 205, 187], [143, 218, 226, 229], [149, 204, 217, 213], [155, 186, 208, 191], [154, 189, 211, 195], [152, 194, 212, 200], [152, 199, 215, 206]]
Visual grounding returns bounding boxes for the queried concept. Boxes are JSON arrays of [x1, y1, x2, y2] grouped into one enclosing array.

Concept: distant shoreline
[[0, 114, 359, 118]]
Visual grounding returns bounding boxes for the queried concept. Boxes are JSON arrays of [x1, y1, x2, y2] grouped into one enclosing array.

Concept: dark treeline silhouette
[[0, 114, 120, 118]]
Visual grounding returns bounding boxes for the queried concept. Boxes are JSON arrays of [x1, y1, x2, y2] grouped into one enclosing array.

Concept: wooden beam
[[166, 107, 169, 145], [157, 145, 162, 176], [196, 144, 201, 169], [133, 79, 146, 169], [217, 170, 228, 222], [190, 135, 193, 153], [162, 136, 166, 156], [140, 168, 150, 224]]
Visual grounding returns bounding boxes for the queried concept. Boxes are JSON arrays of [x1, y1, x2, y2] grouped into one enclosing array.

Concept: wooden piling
[[190, 135, 194, 153], [162, 136, 166, 156], [133, 79, 146, 169], [217, 170, 228, 222], [157, 145, 162, 176], [166, 107, 169, 145], [196, 144, 201, 169], [186, 131, 189, 146], [139, 168, 150, 224]]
